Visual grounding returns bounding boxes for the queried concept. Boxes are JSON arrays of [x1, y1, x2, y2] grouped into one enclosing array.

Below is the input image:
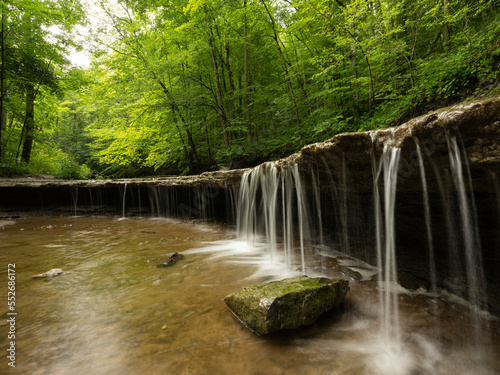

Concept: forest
[[0, 0, 499, 178]]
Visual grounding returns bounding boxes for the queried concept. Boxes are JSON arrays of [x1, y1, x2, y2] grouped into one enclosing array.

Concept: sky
[[69, 50, 91, 67], [67, 0, 122, 67]]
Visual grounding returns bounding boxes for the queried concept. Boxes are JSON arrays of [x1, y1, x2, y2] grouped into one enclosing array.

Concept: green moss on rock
[[224, 276, 349, 335]]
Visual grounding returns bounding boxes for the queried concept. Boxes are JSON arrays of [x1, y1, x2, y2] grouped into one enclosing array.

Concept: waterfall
[[372, 145, 402, 343], [236, 143, 405, 343], [446, 133, 488, 341], [236, 163, 309, 273], [121, 183, 128, 218]]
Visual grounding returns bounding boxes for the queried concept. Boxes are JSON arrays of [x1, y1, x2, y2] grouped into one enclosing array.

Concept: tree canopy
[[1, 0, 499, 177]]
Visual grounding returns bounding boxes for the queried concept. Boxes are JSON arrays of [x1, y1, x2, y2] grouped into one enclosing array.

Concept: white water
[[446, 133, 489, 342], [236, 163, 309, 273], [372, 146, 402, 343], [122, 183, 128, 217]]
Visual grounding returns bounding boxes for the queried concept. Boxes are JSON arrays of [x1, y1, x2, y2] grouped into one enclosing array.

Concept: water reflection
[[0, 217, 499, 374]]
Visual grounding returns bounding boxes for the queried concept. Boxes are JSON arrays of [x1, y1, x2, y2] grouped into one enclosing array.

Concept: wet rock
[[340, 266, 363, 281], [157, 252, 184, 267], [224, 276, 349, 335], [32, 268, 68, 279]]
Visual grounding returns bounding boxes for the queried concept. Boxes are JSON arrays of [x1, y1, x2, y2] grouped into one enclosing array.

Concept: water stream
[[0, 217, 499, 374]]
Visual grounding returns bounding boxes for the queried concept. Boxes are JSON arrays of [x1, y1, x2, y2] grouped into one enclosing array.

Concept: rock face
[[224, 276, 349, 335]]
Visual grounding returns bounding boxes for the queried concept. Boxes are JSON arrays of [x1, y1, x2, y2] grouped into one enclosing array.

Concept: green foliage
[[53, 157, 92, 180], [3, 0, 499, 178], [0, 146, 91, 179], [0, 0, 87, 174]]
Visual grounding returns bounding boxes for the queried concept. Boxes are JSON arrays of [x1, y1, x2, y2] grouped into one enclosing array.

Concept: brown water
[[1, 217, 499, 375]]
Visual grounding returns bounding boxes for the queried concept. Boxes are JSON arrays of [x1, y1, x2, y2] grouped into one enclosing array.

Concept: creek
[[0, 216, 499, 375], [1, 98, 500, 374]]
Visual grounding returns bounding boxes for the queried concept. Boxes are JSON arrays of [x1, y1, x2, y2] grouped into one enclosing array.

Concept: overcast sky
[[67, 0, 123, 67]]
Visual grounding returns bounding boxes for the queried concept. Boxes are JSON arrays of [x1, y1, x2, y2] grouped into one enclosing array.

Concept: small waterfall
[[446, 133, 488, 339], [320, 155, 344, 253], [260, 165, 279, 261], [282, 166, 294, 267], [87, 188, 94, 211], [137, 186, 142, 217], [237, 169, 260, 245], [415, 141, 437, 294], [372, 145, 402, 343], [121, 183, 128, 218], [225, 185, 239, 224], [236, 163, 309, 273]]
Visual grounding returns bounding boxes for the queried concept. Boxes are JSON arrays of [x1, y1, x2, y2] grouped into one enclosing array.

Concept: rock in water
[[224, 276, 349, 335], [32, 268, 68, 279], [157, 252, 184, 267]]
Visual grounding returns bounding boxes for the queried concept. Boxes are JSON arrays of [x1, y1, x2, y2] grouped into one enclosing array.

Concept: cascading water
[[373, 146, 402, 343], [121, 183, 128, 218], [236, 163, 309, 273], [237, 141, 405, 344], [233, 129, 500, 373], [446, 133, 489, 342]]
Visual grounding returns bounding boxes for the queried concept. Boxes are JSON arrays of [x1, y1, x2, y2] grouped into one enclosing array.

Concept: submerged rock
[[224, 276, 349, 335], [32, 268, 68, 279], [340, 266, 363, 281], [157, 252, 184, 267]]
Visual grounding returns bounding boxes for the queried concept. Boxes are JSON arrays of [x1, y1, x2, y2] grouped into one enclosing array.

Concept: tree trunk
[[224, 41, 236, 123], [21, 84, 36, 163], [243, 0, 251, 142], [205, 7, 230, 151], [260, 0, 302, 140], [350, 45, 360, 121], [172, 116, 193, 170]]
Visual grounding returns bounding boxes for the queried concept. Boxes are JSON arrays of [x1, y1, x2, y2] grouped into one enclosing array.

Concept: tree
[[0, 0, 85, 165], [44, 0, 500, 177]]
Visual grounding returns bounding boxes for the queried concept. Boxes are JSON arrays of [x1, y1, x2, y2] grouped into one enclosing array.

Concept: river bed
[[1, 216, 499, 374]]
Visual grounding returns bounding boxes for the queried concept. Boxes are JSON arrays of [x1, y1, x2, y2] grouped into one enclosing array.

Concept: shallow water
[[0, 217, 499, 375]]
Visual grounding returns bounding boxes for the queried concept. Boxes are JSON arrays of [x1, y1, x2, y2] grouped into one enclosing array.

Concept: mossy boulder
[[224, 276, 349, 335]]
